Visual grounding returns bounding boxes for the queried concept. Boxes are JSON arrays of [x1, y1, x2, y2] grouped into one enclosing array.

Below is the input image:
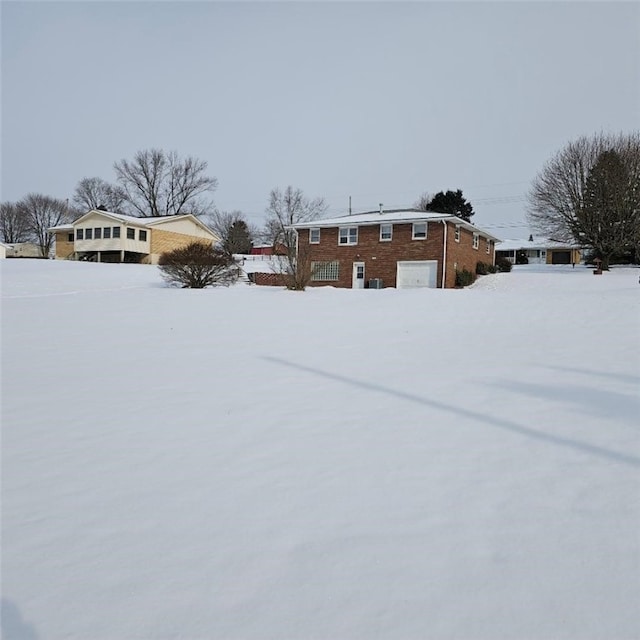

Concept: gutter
[[441, 220, 448, 288]]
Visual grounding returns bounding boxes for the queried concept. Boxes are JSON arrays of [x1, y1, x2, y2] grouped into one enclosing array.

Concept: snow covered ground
[[2, 259, 639, 640]]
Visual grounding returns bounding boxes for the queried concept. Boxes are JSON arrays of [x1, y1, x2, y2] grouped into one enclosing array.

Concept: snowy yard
[[1, 259, 639, 640]]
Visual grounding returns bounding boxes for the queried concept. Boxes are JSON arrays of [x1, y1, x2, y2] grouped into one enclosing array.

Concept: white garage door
[[396, 260, 438, 288]]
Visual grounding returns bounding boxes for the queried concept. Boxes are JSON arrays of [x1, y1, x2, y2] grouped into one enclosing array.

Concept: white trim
[[339, 227, 358, 246], [454, 225, 460, 243], [379, 223, 393, 242], [412, 222, 427, 240], [473, 233, 479, 250], [309, 228, 320, 244]]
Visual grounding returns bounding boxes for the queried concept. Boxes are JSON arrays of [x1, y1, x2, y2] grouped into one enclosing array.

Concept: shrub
[[487, 264, 498, 274], [455, 268, 476, 287], [159, 242, 239, 288], [476, 261, 490, 275], [496, 257, 512, 272]]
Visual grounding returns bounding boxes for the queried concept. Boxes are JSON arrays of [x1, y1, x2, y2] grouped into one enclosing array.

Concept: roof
[[496, 238, 581, 251], [290, 208, 501, 241]]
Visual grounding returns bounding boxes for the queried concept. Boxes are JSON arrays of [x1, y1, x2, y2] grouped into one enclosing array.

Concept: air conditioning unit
[[368, 278, 384, 289]]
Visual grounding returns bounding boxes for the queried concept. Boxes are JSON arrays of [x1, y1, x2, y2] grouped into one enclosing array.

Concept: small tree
[[208, 210, 255, 254], [17, 194, 73, 257], [418, 189, 475, 222], [263, 186, 327, 290], [158, 242, 239, 288]]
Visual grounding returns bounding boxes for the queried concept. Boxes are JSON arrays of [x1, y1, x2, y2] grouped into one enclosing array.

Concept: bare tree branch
[[114, 149, 217, 217], [73, 177, 127, 213], [0, 202, 32, 243], [17, 194, 72, 257]]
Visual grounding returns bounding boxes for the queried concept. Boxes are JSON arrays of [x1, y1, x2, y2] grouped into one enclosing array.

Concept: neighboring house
[[4, 242, 43, 258], [250, 243, 287, 256], [290, 208, 500, 289], [0, 242, 9, 259], [48, 210, 220, 264], [495, 237, 582, 265]]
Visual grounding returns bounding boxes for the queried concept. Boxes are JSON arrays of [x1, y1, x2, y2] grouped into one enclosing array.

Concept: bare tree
[[263, 186, 327, 290], [114, 149, 217, 217], [0, 202, 32, 243], [73, 177, 127, 213], [527, 131, 640, 266], [414, 192, 433, 211], [208, 210, 256, 254], [17, 194, 72, 257]]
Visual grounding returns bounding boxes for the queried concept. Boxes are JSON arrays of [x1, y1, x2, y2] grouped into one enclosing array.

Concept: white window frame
[[473, 233, 479, 250], [380, 223, 393, 242], [339, 227, 358, 246], [412, 222, 427, 240], [309, 228, 320, 244], [311, 260, 340, 281], [454, 225, 460, 243], [486, 239, 491, 254]]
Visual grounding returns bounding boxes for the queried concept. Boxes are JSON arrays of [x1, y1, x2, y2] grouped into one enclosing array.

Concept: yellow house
[[49, 210, 220, 264]]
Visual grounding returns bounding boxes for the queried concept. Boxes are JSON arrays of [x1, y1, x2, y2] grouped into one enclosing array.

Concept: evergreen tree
[[225, 219, 253, 254], [422, 189, 474, 222]]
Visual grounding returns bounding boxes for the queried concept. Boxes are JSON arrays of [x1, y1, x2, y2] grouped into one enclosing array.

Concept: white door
[[396, 261, 438, 288], [352, 262, 365, 289]]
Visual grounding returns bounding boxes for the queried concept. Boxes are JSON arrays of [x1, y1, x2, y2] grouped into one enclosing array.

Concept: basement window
[[309, 228, 320, 244], [412, 223, 427, 240], [339, 227, 358, 246], [311, 261, 340, 281]]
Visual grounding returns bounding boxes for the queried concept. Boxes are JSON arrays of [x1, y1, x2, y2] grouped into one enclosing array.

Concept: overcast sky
[[2, 1, 638, 237]]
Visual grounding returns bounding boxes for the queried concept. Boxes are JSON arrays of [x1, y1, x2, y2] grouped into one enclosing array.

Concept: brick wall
[[445, 224, 495, 288], [250, 272, 289, 286], [55, 232, 75, 259], [300, 222, 447, 288], [149, 229, 212, 264], [299, 221, 495, 288]]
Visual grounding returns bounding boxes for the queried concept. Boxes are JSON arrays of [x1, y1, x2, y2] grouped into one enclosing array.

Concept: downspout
[[441, 219, 448, 288]]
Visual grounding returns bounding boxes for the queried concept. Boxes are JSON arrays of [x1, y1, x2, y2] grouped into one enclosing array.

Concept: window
[[76, 229, 84, 240], [94, 228, 102, 239], [380, 224, 393, 241], [139, 230, 147, 241], [412, 223, 427, 240], [103, 227, 111, 239], [309, 228, 320, 244], [85, 228, 93, 240], [473, 233, 479, 250], [113, 226, 121, 238], [311, 261, 340, 281], [486, 239, 491, 254], [339, 227, 358, 245], [68, 233, 74, 242], [127, 228, 135, 240], [454, 226, 460, 242]]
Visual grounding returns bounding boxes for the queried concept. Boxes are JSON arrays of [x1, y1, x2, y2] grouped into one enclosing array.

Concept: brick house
[[290, 209, 500, 289], [49, 209, 220, 264]]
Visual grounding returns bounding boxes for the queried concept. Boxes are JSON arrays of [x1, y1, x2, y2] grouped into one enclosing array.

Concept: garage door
[[551, 250, 571, 264], [396, 261, 438, 288]]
